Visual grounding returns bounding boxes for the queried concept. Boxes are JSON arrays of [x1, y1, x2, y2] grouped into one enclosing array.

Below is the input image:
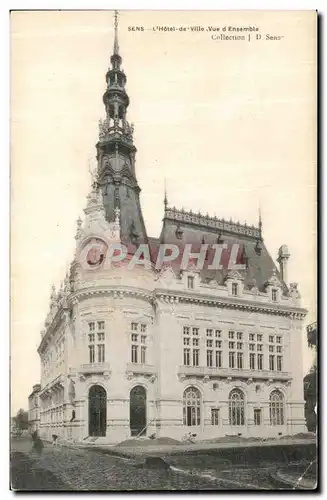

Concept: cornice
[[154, 288, 307, 319]]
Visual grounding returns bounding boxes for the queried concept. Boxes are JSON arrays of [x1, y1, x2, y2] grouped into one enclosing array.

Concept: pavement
[[10, 436, 317, 491], [80, 436, 317, 458]]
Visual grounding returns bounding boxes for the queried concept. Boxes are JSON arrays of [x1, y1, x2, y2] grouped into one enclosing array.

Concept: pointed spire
[[113, 10, 119, 55], [258, 202, 262, 237], [164, 178, 168, 210]]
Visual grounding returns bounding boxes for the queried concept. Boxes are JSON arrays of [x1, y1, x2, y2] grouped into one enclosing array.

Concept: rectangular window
[[131, 345, 138, 363], [277, 356, 282, 371], [229, 351, 235, 368], [184, 348, 190, 366], [269, 355, 275, 371], [193, 349, 199, 366], [98, 321, 105, 331], [237, 342, 243, 350], [207, 350, 213, 367], [183, 326, 190, 335], [257, 353, 263, 370], [215, 340, 222, 349], [228, 331, 234, 339], [97, 332, 105, 342], [141, 324, 147, 333], [211, 408, 219, 426], [269, 335, 274, 343], [89, 322, 95, 331], [237, 332, 243, 340], [276, 336, 282, 344], [206, 329, 213, 337], [269, 345, 274, 353], [272, 289, 278, 302], [249, 353, 255, 370], [237, 352, 243, 369], [257, 344, 263, 352], [257, 334, 262, 341], [188, 276, 194, 289], [249, 333, 255, 341], [141, 346, 146, 364], [131, 322, 138, 331], [192, 328, 199, 336], [183, 337, 190, 346], [193, 338, 199, 346], [254, 408, 262, 426], [97, 344, 105, 363], [131, 333, 138, 342], [216, 350, 222, 368], [249, 343, 255, 351], [215, 330, 222, 338], [89, 345, 95, 363], [88, 333, 95, 343], [206, 339, 213, 348], [229, 341, 235, 349], [232, 283, 238, 296], [276, 346, 282, 353], [141, 335, 146, 344]]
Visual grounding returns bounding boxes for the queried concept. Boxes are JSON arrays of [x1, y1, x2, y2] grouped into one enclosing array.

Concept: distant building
[[37, 15, 307, 444], [304, 321, 317, 432], [28, 384, 41, 433]]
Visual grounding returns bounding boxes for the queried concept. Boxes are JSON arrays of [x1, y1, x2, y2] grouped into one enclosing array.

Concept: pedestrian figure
[[52, 434, 58, 447], [31, 431, 44, 455]]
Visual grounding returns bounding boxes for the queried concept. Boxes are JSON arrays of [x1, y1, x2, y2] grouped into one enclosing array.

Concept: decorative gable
[[264, 269, 282, 290]]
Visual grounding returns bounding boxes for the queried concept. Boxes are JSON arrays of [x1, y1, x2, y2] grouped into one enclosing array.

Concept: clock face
[[80, 238, 107, 269]]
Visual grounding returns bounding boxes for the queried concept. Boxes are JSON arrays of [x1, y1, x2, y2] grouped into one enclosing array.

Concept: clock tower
[[96, 11, 148, 247]]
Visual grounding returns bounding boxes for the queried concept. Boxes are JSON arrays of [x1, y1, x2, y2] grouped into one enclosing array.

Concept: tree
[[13, 409, 29, 430]]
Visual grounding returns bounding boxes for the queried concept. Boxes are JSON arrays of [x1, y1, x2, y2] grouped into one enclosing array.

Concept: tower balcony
[[98, 118, 133, 144]]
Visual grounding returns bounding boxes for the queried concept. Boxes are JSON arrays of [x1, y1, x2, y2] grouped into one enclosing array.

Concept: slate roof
[[146, 208, 288, 296]]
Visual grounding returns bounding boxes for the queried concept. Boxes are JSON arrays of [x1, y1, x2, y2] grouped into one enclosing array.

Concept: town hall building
[[37, 15, 307, 444]]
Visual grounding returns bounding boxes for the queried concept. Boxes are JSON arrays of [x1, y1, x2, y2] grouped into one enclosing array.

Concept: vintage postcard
[[10, 10, 317, 491]]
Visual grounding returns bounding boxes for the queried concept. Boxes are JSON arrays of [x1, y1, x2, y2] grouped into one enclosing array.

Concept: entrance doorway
[[130, 385, 147, 436], [88, 385, 107, 437]]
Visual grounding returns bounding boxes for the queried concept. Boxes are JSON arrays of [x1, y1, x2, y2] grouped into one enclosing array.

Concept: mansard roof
[[149, 206, 289, 295]]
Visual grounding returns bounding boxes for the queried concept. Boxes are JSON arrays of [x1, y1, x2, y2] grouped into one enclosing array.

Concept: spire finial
[[114, 10, 119, 55], [258, 201, 262, 236], [164, 178, 168, 210]]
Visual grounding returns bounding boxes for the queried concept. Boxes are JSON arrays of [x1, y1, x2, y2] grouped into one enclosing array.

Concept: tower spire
[[113, 10, 119, 55], [95, 11, 148, 245], [258, 202, 263, 237], [164, 178, 168, 210]]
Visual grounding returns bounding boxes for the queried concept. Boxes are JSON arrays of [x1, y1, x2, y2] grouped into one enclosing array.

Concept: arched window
[[269, 390, 285, 425], [183, 387, 201, 426], [229, 389, 245, 426]]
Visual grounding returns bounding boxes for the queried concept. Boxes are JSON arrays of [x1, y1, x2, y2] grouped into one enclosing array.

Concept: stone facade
[[37, 16, 307, 444]]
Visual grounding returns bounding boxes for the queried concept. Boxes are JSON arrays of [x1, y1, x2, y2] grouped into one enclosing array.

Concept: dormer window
[[272, 288, 278, 302], [232, 283, 238, 296], [188, 276, 194, 289]]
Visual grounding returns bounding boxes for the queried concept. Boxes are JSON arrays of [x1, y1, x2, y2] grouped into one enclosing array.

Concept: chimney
[[277, 245, 290, 284]]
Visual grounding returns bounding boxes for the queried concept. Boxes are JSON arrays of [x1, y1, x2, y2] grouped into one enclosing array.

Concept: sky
[[10, 10, 317, 413]]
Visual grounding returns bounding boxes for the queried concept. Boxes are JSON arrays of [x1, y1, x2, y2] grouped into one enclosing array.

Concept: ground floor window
[[211, 408, 219, 426], [254, 408, 262, 426], [183, 387, 201, 426], [229, 389, 245, 426], [270, 390, 285, 425]]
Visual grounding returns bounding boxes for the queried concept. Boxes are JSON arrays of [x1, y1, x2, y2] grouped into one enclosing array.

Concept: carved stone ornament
[[224, 269, 244, 282], [264, 269, 282, 289]]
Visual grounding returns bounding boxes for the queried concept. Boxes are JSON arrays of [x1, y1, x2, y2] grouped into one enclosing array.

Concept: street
[[10, 437, 315, 491]]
